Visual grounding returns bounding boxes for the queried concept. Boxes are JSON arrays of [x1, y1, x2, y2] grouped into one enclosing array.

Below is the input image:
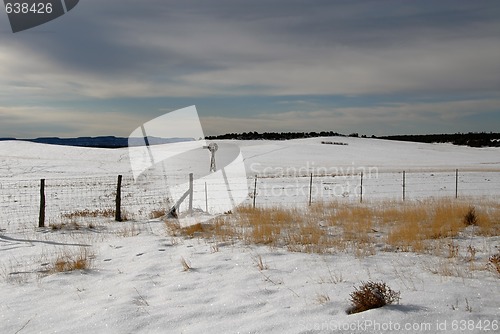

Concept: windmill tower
[[203, 142, 218, 172]]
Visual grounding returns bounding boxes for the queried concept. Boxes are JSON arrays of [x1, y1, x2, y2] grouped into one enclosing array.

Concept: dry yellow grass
[[164, 198, 499, 257], [237, 206, 297, 246], [476, 208, 500, 236], [50, 248, 93, 273], [150, 208, 166, 219], [384, 199, 496, 252], [428, 200, 469, 238]]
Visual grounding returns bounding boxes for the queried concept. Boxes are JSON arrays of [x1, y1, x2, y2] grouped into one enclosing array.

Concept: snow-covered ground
[[0, 138, 499, 333]]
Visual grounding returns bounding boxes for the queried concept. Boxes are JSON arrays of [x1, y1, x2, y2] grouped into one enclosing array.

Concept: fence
[[1, 169, 499, 232], [251, 170, 500, 206]]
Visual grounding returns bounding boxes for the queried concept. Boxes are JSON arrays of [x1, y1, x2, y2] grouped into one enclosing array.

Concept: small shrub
[[488, 253, 500, 275], [348, 281, 400, 314], [463, 206, 478, 226]]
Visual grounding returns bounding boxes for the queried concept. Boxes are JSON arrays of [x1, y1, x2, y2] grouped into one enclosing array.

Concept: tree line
[[206, 131, 500, 147]]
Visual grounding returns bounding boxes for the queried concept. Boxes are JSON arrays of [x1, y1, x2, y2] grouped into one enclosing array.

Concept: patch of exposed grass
[[150, 208, 166, 219], [49, 248, 94, 273], [385, 199, 482, 252], [164, 198, 499, 259], [476, 208, 500, 236]]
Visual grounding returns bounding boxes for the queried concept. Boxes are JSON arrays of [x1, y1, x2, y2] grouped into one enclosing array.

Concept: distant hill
[[1, 132, 498, 148], [0, 136, 194, 148], [377, 132, 500, 148], [206, 131, 500, 148]]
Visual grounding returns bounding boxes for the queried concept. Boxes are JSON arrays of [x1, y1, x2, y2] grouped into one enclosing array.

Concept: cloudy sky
[[1, 0, 499, 138]]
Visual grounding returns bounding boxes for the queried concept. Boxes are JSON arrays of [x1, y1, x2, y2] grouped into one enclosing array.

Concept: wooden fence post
[[115, 175, 122, 222], [360, 172, 363, 203], [253, 175, 258, 209], [402, 171, 406, 201], [455, 169, 458, 199], [38, 179, 45, 228]]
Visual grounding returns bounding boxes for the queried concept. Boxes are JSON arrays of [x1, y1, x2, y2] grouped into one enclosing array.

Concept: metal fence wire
[[1, 170, 499, 231]]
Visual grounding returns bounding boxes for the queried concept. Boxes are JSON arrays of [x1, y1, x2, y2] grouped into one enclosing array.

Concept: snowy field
[[0, 137, 499, 333]]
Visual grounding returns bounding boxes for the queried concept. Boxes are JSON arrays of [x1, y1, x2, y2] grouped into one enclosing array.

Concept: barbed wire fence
[[1, 170, 499, 232]]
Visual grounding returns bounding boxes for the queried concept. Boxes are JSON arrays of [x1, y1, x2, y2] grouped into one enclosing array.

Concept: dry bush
[[488, 253, 500, 276], [50, 248, 94, 273], [463, 206, 478, 226], [348, 281, 400, 314]]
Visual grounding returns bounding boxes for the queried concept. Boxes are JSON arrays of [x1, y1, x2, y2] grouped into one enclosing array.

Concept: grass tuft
[[50, 248, 93, 273]]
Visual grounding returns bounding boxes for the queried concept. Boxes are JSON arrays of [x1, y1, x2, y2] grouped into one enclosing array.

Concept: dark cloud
[[0, 0, 499, 136], [3, 0, 499, 91]]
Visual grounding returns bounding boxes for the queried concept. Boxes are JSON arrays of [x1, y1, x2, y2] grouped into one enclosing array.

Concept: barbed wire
[[1, 170, 499, 232]]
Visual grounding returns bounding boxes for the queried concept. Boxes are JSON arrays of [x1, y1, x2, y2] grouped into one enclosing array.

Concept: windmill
[[203, 143, 218, 172]]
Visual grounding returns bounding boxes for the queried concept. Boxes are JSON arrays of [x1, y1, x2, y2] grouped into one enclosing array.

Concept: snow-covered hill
[[1, 137, 499, 179], [0, 138, 499, 333]]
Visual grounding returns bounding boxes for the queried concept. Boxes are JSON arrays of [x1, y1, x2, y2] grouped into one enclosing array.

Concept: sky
[[0, 0, 499, 138]]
